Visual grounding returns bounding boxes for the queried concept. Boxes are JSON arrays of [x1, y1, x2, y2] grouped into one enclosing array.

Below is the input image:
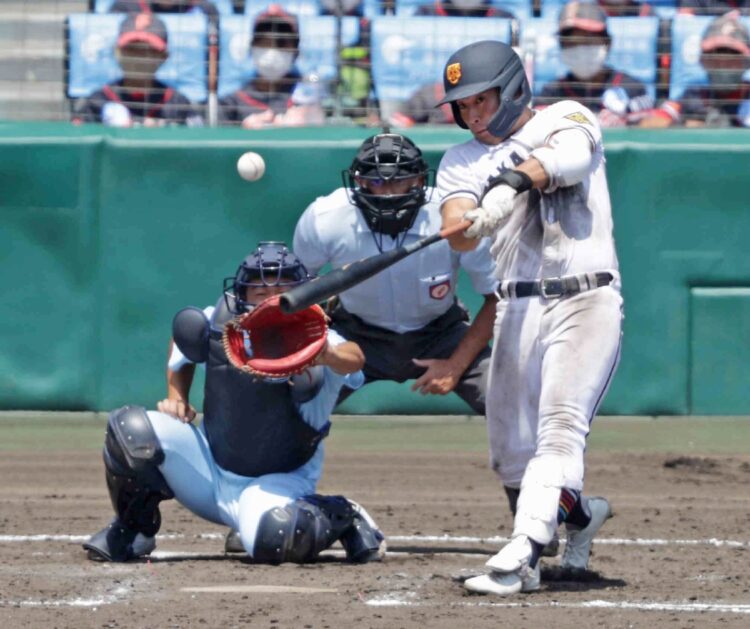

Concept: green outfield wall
[[1, 122, 748, 415]]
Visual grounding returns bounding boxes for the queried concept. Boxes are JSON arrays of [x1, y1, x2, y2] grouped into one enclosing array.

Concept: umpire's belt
[[495, 272, 614, 300]]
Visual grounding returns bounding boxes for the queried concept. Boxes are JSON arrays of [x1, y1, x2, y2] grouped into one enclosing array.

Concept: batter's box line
[[0, 533, 747, 549], [365, 597, 750, 615]]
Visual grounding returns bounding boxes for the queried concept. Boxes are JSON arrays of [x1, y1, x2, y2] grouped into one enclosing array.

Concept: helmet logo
[[446, 62, 462, 85]]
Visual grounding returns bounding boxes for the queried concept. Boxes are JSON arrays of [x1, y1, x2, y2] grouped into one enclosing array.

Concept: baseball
[[237, 151, 266, 182]]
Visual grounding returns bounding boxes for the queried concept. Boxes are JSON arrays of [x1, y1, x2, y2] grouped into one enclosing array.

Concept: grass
[[0, 413, 748, 454]]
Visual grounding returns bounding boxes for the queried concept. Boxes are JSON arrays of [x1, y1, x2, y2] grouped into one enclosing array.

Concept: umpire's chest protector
[[201, 300, 326, 477]]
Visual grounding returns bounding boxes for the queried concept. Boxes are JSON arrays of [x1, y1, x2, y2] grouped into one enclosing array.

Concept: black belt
[[495, 272, 615, 300]]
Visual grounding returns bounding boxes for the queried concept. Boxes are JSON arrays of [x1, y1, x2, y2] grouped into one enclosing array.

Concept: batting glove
[[464, 184, 518, 238]]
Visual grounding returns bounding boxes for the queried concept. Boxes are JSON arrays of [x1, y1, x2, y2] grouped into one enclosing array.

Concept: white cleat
[[561, 496, 612, 570], [464, 535, 541, 596], [464, 563, 540, 596]]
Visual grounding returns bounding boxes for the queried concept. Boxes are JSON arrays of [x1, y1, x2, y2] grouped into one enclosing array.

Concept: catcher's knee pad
[[252, 495, 355, 564], [103, 406, 174, 539]]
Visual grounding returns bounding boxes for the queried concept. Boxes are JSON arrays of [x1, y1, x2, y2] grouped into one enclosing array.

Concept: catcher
[[83, 241, 385, 564]]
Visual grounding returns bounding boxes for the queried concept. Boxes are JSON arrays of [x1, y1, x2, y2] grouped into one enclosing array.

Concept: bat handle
[[438, 219, 474, 239]]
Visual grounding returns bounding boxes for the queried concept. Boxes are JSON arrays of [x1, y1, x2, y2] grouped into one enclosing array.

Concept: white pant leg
[[147, 411, 225, 525], [232, 470, 318, 556], [513, 287, 623, 542], [486, 297, 545, 487]]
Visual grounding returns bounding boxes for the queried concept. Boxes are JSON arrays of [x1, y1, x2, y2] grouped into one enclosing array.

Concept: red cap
[[117, 12, 168, 52], [558, 1, 609, 34], [701, 11, 750, 56]]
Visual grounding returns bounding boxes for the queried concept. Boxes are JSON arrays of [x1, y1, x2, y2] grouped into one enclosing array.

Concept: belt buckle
[[540, 278, 564, 299]]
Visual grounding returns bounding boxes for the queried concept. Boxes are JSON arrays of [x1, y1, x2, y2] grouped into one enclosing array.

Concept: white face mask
[[560, 45, 608, 80], [251, 47, 295, 81]]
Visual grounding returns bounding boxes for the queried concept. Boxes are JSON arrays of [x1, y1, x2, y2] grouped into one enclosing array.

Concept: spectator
[[218, 5, 325, 128], [417, 0, 514, 18], [536, 1, 655, 127], [642, 11, 750, 127], [71, 12, 204, 126], [678, 0, 750, 16], [597, 0, 655, 17], [389, 82, 455, 126], [109, 0, 220, 18]]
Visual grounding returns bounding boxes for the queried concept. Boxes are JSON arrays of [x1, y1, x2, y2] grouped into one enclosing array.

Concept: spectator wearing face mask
[[416, 0, 514, 18], [218, 5, 323, 128], [536, 1, 655, 127], [641, 11, 750, 127]]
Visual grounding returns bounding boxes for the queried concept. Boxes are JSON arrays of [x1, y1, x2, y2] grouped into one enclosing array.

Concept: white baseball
[[237, 151, 266, 182]]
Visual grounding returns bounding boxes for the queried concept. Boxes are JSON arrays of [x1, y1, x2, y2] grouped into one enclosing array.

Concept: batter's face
[[456, 88, 503, 145]]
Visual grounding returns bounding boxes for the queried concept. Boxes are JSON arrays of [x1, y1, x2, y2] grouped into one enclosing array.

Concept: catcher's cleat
[[465, 535, 540, 595], [83, 518, 156, 562], [561, 496, 612, 570], [224, 529, 245, 553], [340, 501, 386, 563]]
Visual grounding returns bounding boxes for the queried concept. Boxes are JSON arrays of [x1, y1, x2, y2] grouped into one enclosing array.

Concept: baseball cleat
[[341, 500, 387, 563], [561, 496, 612, 570], [83, 519, 155, 562], [465, 535, 540, 595], [224, 529, 245, 553], [464, 563, 541, 596]]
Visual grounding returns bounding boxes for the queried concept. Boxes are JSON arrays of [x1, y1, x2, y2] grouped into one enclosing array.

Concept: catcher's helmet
[[343, 133, 433, 250], [437, 40, 531, 139], [224, 241, 312, 313]]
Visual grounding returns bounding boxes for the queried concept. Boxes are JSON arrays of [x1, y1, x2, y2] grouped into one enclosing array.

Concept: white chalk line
[[365, 597, 750, 614], [2, 533, 747, 548]]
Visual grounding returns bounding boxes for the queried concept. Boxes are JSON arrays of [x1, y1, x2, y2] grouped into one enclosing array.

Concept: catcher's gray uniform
[[438, 99, 623, 544]]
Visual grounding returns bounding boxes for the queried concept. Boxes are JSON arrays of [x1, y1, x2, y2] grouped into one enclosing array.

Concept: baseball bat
[[280, 219, 473, 314]]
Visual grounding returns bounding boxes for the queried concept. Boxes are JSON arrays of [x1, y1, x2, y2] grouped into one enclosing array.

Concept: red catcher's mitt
[[222, 294, 328, 378]]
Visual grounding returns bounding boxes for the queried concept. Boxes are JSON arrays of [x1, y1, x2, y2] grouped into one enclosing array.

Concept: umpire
[[293, 132, 496, 414]]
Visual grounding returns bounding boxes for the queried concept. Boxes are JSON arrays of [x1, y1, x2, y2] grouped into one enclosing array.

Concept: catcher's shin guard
[[85, 406, 174, 562]]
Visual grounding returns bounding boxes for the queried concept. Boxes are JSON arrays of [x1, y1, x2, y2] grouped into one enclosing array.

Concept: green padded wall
[[1, 123, 749, 414]]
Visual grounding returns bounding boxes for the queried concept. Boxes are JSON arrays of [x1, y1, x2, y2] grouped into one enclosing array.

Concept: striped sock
[[559, 489, 592, 529]]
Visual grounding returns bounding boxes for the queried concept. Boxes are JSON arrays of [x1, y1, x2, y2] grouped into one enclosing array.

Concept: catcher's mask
[[343, 133, 434, 251], [224, 241, 312, 314], [437, 40, 531, 139]]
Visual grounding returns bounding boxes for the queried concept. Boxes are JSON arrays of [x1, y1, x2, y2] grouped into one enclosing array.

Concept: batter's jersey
[[437, 100, 619, 282], [293, 188, 497, 333]]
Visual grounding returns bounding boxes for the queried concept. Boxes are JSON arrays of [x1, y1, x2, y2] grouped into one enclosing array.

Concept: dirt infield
[[1, 415, 749, 628]]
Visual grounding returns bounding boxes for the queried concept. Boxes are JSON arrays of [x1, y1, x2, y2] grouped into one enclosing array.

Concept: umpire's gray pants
[[330, 301, 490, 415]]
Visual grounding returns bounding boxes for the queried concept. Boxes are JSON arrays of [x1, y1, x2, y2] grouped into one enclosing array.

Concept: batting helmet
[[343, 133, 432, 250], [437, 40, 531, 139], [224, 241, 312, 313]]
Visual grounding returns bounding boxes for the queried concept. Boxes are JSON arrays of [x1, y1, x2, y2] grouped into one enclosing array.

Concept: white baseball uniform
[[438, 100, 624, 544]]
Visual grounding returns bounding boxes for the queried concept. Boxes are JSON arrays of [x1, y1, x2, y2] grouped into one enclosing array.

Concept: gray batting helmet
[[437, 40, 531, 139]]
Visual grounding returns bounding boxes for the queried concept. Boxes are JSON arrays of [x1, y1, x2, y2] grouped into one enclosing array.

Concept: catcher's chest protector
[[202, 299, 328, 477]]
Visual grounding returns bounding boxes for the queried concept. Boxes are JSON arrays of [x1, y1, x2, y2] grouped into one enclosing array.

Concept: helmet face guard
[[438, 40, 531, 139], [343, 133, 433, 250], [224, 241, 312, 314]]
